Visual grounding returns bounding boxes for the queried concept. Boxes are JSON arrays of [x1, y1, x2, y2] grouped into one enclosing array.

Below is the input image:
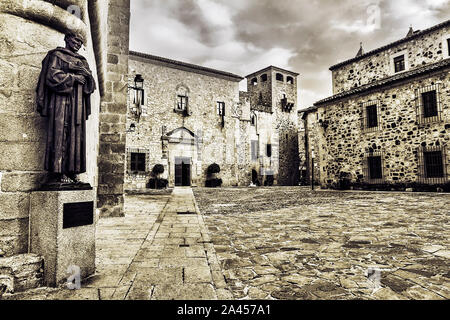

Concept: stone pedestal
[[30, 189, 96, 287]]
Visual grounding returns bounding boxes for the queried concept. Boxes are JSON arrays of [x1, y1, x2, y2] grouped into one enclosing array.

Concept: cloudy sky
[[130, 0, 450, 110]]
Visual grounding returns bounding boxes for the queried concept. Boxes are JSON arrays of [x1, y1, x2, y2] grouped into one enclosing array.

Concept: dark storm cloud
[[130, 0, 450, 109]]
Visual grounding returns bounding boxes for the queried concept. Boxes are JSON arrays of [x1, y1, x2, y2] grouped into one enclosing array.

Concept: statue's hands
[[73, 74, 86, 85]]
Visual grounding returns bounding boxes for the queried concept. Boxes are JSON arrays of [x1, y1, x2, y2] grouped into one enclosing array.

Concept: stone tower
[[246, 66, 300, 186]]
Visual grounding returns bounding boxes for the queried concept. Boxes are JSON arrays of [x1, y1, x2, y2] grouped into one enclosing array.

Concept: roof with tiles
[[129, 51, 244, 82], [329, 19, 450, 71]]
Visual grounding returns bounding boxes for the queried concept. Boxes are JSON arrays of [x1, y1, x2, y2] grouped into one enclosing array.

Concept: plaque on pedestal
[[30, 189, 96, 287]]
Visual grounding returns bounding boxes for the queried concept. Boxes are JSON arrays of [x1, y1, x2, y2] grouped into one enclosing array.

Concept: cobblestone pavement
[[4, 188, 230, 300], [4, 187, 449, 300], [194, 187, 450, 300]]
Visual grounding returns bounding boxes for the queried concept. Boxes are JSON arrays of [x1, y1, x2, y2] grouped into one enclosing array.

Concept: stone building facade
[[246, 67, 300, 186], [125, 53, 300, 189], [0, 0, 130, 292], [301, 20, 450, 189]]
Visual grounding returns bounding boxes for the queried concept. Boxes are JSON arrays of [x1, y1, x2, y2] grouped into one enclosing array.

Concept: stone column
[[97, 0, 130, 217]]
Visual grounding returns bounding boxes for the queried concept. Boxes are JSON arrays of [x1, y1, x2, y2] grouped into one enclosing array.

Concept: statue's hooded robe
[[36, 47, 96, 174]]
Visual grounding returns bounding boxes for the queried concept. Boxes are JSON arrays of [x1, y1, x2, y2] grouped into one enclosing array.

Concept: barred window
[[422, 91, 438, 118], [361, 100, 380, 132], [363, 151, 384, 183], [131, 153, 146, 172], [177, 95, 188, 111], [418, 145, 447, 184], [394, 55, 405, 73], [127, 148, 149, 175], [416, 84, 442, 124]]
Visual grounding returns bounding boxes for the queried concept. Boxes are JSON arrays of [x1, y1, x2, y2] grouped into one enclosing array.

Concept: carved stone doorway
[[175, 157, 191, 186]]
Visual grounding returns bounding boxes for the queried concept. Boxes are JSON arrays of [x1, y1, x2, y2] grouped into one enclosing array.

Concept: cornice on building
[[313, 58, 450, 107]]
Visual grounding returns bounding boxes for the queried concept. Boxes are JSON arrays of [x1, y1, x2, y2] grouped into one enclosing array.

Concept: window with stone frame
[[394, 55, 405, 73], [417, 145, 448, 184], [363, 150, 384, 183], [261, 74, 268, 82], [286, 76, 294, 84], [361, 100, 381, 132], [251, 77, 258, 86], [127, 148, 149, 175], [416, 84, 442, 124]]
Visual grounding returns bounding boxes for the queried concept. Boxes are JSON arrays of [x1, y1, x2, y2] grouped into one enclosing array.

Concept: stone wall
[[125, 54, 243, 189], [310, 69, 450, 187], [332, 24, 450, 94], [246, 67, 300, 185], [0, 0, 105, 257], [270, 69, 299, 186], [97, 0, 130, 217]]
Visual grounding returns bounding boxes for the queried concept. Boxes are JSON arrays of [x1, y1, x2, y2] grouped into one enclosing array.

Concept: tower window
[[286, 76, 294, 84], [251, 77, 258, 86], [422, 90, 438, 118], [266, 144, 272, 157], [261, 74, 268, 82], [250, 113, 257, 126], [394, 55, 405, 73], [276, 73, 284, 82]]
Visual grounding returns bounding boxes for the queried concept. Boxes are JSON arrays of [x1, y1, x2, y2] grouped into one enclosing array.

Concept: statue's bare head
[[64, 32, 83, 53]]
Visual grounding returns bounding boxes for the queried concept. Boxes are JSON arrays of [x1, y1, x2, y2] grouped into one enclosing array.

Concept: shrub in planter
[[148, 164, 167, 189], [206, 163, 222, 187], [205, 178, 222, 188], [264, 175, 274, 186]]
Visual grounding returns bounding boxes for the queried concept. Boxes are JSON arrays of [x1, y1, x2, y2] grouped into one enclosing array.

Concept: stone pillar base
[[30, 189, 96, 287]]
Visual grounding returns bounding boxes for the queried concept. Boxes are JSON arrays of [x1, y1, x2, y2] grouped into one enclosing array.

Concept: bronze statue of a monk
[[36, 32, 96, 184]]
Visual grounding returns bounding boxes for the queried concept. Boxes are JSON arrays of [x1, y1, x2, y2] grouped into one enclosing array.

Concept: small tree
[[148, 164, 167, 189]]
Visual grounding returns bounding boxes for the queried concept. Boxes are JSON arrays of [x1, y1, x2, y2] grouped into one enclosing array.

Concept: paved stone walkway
[[3, 188, 230, 300], [194, 187, 450, 300], [3, 187, 449, 300]]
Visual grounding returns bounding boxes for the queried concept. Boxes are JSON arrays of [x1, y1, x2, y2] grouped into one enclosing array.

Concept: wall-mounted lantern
[[130, 74, 145, 122], [126, 123, 136, 133]]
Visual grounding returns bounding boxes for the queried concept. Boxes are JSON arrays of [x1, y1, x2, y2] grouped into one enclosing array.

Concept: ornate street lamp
[[130, 74, 144, 122]]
